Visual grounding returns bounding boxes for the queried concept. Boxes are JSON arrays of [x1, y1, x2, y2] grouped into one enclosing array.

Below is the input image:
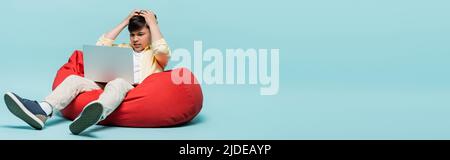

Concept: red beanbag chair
[[51, 50, 203, 127]]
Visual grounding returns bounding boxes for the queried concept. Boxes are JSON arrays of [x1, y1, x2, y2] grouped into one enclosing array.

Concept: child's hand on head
[[127, 9, 141, 20], [138, 10, 158, 24], [122, 9, 141, 25]]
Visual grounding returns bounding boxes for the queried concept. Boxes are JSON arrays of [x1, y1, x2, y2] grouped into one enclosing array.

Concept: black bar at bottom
[[1, 140, 448, 159]]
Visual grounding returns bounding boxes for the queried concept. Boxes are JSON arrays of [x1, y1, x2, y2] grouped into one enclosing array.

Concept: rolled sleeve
[[151, 38, 171, 68], [151, 39, 170, 56], [96, 34, 115, 46]]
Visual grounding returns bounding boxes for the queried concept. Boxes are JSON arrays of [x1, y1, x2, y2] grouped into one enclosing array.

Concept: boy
[[3, 9, 170, 135]]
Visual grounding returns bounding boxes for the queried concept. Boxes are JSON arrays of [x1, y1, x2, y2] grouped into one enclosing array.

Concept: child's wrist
[[147, 20, 158, 27]]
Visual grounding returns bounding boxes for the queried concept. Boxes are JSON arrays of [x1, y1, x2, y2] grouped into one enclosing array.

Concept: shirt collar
[[132, 45, 151, 55]]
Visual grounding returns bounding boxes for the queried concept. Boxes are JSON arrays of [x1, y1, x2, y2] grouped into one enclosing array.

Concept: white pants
[[44, 75, 134, 118]]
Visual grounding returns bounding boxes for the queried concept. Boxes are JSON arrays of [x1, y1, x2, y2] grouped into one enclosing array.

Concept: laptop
[[83, 45, 136, 84]]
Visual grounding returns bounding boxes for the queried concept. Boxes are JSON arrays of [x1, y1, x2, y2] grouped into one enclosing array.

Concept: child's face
[[129, 27, 151, 52]]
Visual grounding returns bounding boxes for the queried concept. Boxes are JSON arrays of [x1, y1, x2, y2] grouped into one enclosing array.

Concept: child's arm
[[140, 10, 164, 44], [140, 10, 170, 67], [105, 10, 139, 40], [97, 10, 140, 46]]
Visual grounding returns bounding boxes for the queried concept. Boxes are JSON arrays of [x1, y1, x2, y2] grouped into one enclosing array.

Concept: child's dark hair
[[128, 15, 157, 32]]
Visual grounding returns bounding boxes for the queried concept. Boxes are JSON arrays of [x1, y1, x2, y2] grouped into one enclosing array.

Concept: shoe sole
[[69, 102, 103, 135], [4, 92, 44, 130]]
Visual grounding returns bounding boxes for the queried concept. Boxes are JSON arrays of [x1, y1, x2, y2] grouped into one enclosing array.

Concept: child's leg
[[69, 78, 133, 135], [44, 75, 101, 111], [97, 78, 134, 118], [3, 75, 100, 130]]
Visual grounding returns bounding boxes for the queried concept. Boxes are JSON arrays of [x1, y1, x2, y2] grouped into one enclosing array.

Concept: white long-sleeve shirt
[[132, 50, 143, 84]]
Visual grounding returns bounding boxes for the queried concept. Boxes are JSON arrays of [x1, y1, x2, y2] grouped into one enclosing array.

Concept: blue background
[[0, 0, 449, 139]]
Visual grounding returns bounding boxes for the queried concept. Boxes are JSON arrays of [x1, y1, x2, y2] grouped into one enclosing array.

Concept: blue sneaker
[[69, 101, 104, 135], [4, 92, 50, 130]]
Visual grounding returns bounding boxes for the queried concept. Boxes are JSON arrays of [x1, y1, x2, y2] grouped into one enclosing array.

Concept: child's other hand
[[124, 9, 141, 24], [139, 10, 157, 25]]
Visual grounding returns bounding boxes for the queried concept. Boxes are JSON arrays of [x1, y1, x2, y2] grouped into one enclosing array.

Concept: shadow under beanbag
[[51, 50, 203, 127]]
